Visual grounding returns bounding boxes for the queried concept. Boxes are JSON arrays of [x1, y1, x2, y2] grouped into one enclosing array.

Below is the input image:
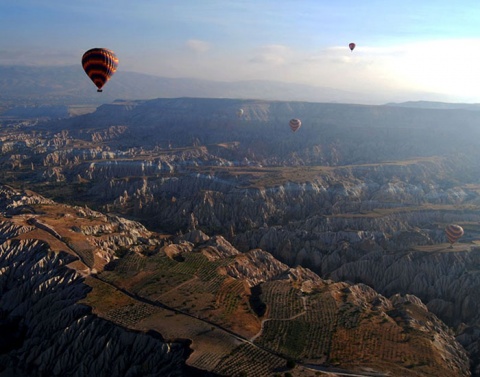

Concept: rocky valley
[[1, 97, 480, 376]]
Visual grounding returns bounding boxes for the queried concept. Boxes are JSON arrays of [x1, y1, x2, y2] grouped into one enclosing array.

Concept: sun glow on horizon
[[383, 39, 480, 100]]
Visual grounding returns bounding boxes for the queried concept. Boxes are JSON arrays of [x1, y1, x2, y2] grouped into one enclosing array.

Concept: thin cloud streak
[[186, 39, 212, 53]]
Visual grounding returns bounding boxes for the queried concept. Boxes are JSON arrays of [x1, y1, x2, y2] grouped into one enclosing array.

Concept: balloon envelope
[[289, 118, 301, 132], [349, 43, 356, 51], [445, 224, 464, 245], [237, 108, 244, 117], [82, 48, 118, 92]]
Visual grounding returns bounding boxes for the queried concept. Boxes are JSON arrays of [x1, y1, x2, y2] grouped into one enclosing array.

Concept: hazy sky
[[2, 0, 480, 102]]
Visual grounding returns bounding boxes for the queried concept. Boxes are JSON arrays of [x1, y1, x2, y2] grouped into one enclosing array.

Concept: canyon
[[1, 97, 480, 376]]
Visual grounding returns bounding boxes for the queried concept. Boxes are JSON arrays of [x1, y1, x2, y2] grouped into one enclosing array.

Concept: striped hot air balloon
[[445, 224, 464, 247], [289, 118, 302, 132], [82, 48, 118, 92]]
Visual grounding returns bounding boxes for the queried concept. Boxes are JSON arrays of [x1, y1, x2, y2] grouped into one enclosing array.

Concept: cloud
[[249, 44, 291, 65], [186, 39, 211, 53], [384, 39, 480, 96], [316, 39, 480, 100]]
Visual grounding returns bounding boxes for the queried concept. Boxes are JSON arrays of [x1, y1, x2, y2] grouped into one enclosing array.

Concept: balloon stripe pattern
[[82, 48, 118, 92], [445, 224, 464, 245], [289, 118, 302, 132]]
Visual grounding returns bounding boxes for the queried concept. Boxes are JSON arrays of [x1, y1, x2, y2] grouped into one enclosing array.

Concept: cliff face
[[98, 158, 474, 233]]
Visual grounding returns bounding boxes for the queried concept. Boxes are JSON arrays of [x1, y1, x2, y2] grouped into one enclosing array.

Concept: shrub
[[286, 359, 296, 369]]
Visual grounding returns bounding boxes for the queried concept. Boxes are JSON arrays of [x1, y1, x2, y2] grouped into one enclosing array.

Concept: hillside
[[0, 185, 470, 376]]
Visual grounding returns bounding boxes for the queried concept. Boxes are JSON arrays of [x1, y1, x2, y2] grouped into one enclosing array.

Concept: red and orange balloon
[[82, 48, 118, 92]]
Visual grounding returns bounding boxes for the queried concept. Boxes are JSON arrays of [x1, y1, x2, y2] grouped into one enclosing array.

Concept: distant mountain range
[[0, 65, 356, 105], [0, 64, 454, 108], [386, 100, 480, 110]]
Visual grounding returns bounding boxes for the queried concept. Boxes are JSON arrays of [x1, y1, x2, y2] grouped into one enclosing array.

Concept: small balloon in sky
[[349, 42, 356, 51]]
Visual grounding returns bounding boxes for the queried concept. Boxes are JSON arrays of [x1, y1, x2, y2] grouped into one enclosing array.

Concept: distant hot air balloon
[[82, 48, 118, 92], [237, 108, 244, 118], [349, 43, 356, 51], [445, 224, 464, 247], [289, 118, 301, 132]]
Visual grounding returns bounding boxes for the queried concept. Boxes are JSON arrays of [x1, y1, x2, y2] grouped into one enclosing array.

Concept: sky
[[2, 0, 480, 103]]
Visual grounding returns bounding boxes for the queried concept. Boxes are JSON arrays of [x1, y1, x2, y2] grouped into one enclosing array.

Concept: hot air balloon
[[82, 48, 118, 92], [289, 118, 301, 132], [445, 224, 464, 247], [349, 43, 356, 51], [237, 108, 244, 118]]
